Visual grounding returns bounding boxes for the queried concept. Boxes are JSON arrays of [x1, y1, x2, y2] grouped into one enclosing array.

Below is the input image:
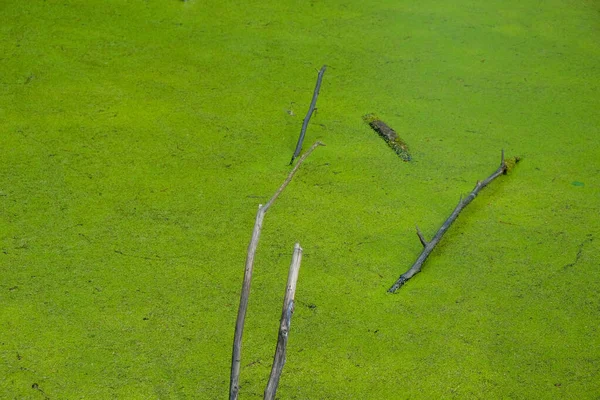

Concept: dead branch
[[229, 141, 324, 400], [290, 66, 327, 165], [388, 151, 520, 293], [264, 243, 303, 400]]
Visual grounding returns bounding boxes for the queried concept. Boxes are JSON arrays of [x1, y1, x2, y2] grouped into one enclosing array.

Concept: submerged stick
[[388, 151, 520, 293], [363, 114, 411, 161], [264, 243, 303, 400], [230, 141, 324, 400], [290, 65, 327, 165]]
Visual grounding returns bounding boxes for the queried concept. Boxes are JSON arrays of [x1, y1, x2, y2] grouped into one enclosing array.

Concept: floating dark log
[[363, 114, 411, 161], [388, 151, 520, 293]]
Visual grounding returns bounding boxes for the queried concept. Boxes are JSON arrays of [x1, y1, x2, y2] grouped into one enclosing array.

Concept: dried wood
[[388, 151, 520, 293], [229, 141, 324, 400], [290, 66, 327, 165], [264, 243, 303, 400]]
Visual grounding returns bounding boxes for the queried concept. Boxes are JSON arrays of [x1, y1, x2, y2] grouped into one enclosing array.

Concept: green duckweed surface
[[1, 0, 599, 398]]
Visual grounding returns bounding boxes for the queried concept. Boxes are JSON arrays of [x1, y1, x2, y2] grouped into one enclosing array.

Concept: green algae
[[1, 0, 599, 399]]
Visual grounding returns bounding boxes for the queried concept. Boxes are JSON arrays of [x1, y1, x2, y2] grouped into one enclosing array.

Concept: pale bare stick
[[229, 141, 324, 400], [264, 243, 303, 400], [266, 141, 325, 211]]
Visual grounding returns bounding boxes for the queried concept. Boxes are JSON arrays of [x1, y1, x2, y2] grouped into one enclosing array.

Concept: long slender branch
[[290, 65, 327, 165], [264, 243, 303, 400], [266, 141, 324, 211], [388, 151, 519, 293], [229, 142, 323, 400]]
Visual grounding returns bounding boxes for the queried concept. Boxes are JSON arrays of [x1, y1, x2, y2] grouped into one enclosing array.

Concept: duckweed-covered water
[[1, 0, 599, 398]]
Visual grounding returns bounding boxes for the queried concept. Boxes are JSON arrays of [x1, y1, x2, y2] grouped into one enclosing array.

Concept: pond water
[[1, 0, 598, 398]]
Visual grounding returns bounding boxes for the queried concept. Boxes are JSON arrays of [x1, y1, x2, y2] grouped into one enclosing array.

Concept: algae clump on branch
[[363, 113, 412, 162]]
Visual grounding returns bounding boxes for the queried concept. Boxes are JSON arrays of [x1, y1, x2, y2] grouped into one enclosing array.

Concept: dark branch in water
[[290, 65, 327, 165], [363, 114, 411, 162], [388, 151, 520, 293]]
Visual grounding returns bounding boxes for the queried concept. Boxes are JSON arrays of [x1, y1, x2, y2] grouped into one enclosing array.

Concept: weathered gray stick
[[230, 141, 324, 400], [388, 151, 519, 293], [290, 65, 327, 165], [264, 243, 303, 400]]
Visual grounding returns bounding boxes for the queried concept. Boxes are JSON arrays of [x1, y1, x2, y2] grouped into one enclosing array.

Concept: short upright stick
[[264, 243, 303, 400]]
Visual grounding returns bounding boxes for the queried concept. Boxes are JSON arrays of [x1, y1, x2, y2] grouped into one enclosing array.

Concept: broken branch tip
[[416, 225, 428, 247]]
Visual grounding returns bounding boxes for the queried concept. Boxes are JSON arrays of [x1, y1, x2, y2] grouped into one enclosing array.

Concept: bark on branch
[[388, 151, 520, 293], [264, 243, 303, 400], [290, 65, 327, 165], [229, 141, 324, 400]]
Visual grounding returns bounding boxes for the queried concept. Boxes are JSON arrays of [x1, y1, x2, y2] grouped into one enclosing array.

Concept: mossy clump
[[363, 113, 411, 162], [504, 155, 521, 173]]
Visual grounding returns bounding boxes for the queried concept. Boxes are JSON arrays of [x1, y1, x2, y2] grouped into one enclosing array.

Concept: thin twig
[[264, 243, 303, 400], [267, 141, 325, 211], [229, 142, 324, 400], [290, 65, 327, 165], [388, 151, 519, 293], [416, 225, 428, 247]]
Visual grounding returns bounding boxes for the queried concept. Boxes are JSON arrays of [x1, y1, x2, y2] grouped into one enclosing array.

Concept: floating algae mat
[[2, 0, 600, 398], [363, 113, 411, 161]]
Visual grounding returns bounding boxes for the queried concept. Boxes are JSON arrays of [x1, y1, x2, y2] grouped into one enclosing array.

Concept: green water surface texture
[[1, 0, 599, 398]]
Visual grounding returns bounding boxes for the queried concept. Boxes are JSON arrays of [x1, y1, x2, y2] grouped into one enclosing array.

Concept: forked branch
[[388, 151, 520, 293]]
